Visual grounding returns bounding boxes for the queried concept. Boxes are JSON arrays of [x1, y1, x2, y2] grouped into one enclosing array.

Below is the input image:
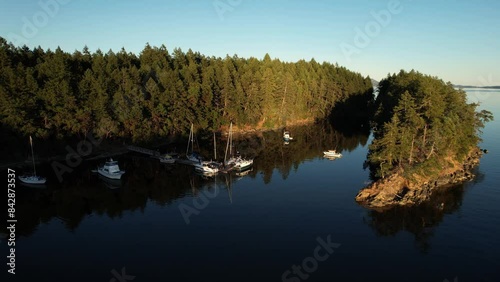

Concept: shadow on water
[[2, 117, 484, 257], [328, 87, 373, 133], [362, 169, 486, 253], [1, 121, 370, 239]]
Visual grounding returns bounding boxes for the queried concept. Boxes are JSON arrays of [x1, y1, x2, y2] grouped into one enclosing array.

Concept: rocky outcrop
[[356, 148, 482, 211]]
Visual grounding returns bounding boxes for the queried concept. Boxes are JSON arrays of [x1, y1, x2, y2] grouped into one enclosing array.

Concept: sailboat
[[18, 136, 47, 185], [194, 132, 222, 174], [186, 123, 202, 164], [224, 122, 254, 171]]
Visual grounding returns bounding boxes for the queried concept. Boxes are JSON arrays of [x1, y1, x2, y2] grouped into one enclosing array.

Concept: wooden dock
[[127, 145, 160, 157]]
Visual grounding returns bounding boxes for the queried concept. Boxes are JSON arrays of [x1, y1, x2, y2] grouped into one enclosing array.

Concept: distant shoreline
[[454, 85, 500, 89]]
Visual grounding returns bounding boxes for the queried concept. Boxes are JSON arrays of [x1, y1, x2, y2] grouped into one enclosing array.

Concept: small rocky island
[[356, 70, 493, 210]]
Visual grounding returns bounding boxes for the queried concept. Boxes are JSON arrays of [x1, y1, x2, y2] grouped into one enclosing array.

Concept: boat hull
[[194, 166, 219, 174], [234, 160, 254, 171], [97, 169, 125, 180], [18, 175, 46, 185], [194, 161, 221, 174], [323, 152, 342, 158], [98, 174, 123, 189], [159, 157, 176, 164]]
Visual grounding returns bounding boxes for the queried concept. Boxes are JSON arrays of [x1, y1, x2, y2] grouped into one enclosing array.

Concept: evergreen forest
[[368, 70, 493, 179], [0, 37, 373, 141]]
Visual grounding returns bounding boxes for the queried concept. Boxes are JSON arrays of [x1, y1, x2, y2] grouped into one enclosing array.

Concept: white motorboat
[[18, 136, 47, 185], [323, 150, 342, 158], [96, 158, 125, 179], [194, 161, 220, 174], [283, 131, 293, 141], [226, 156, 253, 171]]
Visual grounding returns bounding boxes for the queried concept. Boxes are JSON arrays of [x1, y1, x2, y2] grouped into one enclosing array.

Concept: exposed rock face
[[356, 148, 482, 210]]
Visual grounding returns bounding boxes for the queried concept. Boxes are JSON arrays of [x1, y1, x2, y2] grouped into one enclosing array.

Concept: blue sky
[[1, 0, 499, 85]]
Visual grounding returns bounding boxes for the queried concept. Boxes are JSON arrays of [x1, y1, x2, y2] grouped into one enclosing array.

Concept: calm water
[[2, 90, 499, 282]]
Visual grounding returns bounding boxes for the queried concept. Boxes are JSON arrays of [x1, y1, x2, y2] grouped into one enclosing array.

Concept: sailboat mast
[[186, 123, 193, 156], [186, 125, 189, 156], [29, 136, 36, 176], [224, 122, 231, 164], [229, 122, 233, 157], [191, 124, 194, 154], [213, 132, 217, 160]]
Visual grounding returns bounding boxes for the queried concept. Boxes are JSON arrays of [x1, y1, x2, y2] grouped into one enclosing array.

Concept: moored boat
[[283, 130, 293, 141], [224, 122, 254, 172], [185, 123, 203, 164], [194, 161, 220, 174], [96, 158, 125, 179], [323, 150, 342, 158], [19, 174, 47, 185], [18, 136, 47, 185], [159, 153, 177, 164], [226, 156, 253, 171]]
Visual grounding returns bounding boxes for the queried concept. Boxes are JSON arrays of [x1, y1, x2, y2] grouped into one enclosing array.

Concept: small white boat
[[96, 158, 125, 179], [323, 150, 342, 158], [194, 161, 220, 174], [159, 154, 176, 164], [226, 156, 254, 171], [235, 158, 253, 171], [283, 131, 293, 141], [19, 174, 46, 185], [19, 136, 46, 185]]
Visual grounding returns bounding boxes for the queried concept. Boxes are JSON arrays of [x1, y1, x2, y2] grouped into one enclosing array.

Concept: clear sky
[[1, 0, 499, 85]]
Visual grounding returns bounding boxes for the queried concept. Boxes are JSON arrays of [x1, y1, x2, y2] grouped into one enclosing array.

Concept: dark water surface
[[2, 90, 500, 282]]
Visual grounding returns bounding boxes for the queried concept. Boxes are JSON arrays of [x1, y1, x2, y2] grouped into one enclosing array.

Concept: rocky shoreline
[[355, 147, 483, 211]]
